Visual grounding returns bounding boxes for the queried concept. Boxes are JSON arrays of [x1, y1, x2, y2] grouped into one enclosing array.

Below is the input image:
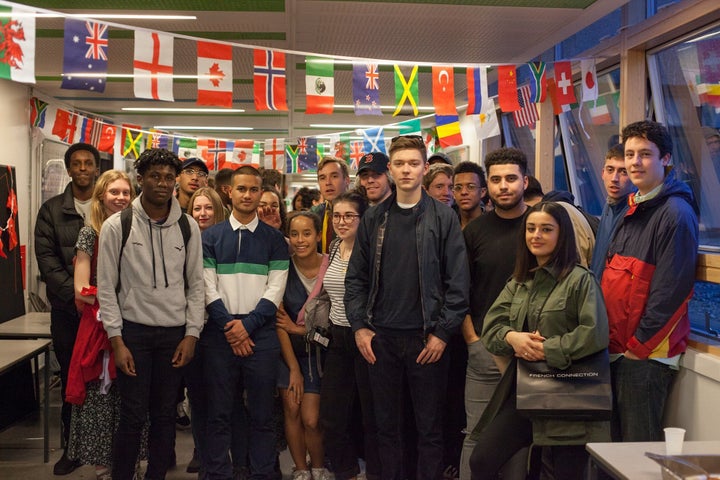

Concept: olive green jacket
[[473, 265, 611, 446]]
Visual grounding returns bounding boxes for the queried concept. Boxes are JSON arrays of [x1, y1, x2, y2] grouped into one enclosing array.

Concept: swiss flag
[[553, 61, 577, 107], [197, 41, 233, 108]]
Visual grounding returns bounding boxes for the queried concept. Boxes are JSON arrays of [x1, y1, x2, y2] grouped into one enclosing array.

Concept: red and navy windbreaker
[[600, 170, 699, 359]]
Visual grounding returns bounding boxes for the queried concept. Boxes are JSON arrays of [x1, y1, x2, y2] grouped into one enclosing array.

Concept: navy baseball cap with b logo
[[357, 152, 389, 174]]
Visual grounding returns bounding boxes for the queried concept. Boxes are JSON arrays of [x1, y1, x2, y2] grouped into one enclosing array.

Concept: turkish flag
[[432, 66, 457, 116], [497, 65, 520, 112], [553, 61, 577, 106]]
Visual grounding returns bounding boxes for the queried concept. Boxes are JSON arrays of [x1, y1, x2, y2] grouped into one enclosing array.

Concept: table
[[0, 339, 52, 463], [587, 440, 720, 479], [0, 312, 51, 339]]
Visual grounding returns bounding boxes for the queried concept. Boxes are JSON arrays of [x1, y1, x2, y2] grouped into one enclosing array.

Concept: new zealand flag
[[61, 18, 108, 92]]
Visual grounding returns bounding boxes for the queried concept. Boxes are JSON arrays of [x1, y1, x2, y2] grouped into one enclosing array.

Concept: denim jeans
[[368, 331, 449, 480], [320, 324, 380, 480], [202, 327, 279, 480], [50, 307, 80, 447], [460, 339, 501, 480], [112, 320, 185, 480], [610, 356, 677, 441]]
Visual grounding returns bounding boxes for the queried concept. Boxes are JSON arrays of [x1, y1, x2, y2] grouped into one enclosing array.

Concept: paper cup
[[664, 427, 686, 455]]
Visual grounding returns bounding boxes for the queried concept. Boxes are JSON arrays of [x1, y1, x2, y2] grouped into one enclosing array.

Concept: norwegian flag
[[199, 138, 229, 171], [253, 49, 288, 111], [513, 85, 539, 128], [348, 141, 366, 171]]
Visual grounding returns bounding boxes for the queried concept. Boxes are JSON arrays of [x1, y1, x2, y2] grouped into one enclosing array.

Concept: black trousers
[[50, 307, 80, 446]]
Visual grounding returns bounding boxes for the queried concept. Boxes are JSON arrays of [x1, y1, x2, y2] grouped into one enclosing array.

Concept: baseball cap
[[428, 152, 452, 165], [180, 157, 209, 175], [358, 152, 389, 174]]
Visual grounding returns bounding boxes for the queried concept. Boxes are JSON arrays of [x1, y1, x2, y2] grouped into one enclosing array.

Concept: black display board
[[0, 164, 24, 323]]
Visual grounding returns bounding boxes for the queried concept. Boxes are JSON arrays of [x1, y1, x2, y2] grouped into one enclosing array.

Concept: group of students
[[33, 118, 699, 480]]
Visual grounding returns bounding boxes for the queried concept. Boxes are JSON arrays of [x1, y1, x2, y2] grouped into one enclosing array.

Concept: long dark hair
[[513, 201, 578, 282], [332, 190, 369, 218]]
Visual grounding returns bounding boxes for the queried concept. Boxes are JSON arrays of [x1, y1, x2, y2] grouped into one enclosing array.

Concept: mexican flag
[[0, 5, 36, 83], [305, 56, 334, 114]]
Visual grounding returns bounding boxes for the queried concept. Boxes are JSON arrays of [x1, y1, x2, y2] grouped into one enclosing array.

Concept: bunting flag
[[122, 124, 144, 159], [133, 31, 174, 101], [393, 65, 419, 116], [254, 49, 288, 111], [264, 138, 286, 171], [285, 144, 300, 173], [477, 98, 500, 140], [527, 62, 547, 103], [589, 95, 612, 125], [435, 114, 463, 148], [513, 85, 539, 128], [233, 140, 259, 167], [30, 97, 48, 127], [199, 138, 230, 171], [697, 39, 720, 107], [97, 123, 116, 153], [547, 78, 578, 115], [61, 19, 108, 92], [432, 66, 457, 116], [78, 116, 100, 145], [305, 56, 334, 114], [353, 63, 382, 115], [466, 66, 483, 115], [362, 127, 386, 154], [553, 61, 577, 107], [348, 141, 365, 171], [52, 109, 78, 143], [197, 41, 233, 108], [329, 133, 350, 163], [173, 137, 198, 160], [498, 65, 521, 112], [396, 118, 422, 136], [146, 129, 171, 150], [424, 128, 438, 155], [297, 137, 318, 171], [581, 59, 598, 104], [0, 5, 36, 83]]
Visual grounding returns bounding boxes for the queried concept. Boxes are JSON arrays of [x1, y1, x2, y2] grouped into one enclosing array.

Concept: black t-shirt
[[463, 210, 525, 335], [373, 202, 423, 331]]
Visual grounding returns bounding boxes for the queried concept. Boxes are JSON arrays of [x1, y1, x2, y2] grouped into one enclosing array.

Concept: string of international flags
[[6, 3, 613, 174]]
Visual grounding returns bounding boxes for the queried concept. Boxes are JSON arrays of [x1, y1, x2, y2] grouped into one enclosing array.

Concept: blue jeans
[[610, 356, 677, 441], [202, 327, 279, 480], [368, 331, 449, 480], [112, 321, 185, 480]]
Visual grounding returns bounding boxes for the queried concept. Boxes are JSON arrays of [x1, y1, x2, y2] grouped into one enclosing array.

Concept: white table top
[[587, 441, 720, 479], [0, 312, 52, 338], [0, 339, 52, 373]]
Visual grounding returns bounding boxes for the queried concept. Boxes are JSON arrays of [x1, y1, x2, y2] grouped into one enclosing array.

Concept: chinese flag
[[497, 65, 520, 112], [432, 66, 457, 116]]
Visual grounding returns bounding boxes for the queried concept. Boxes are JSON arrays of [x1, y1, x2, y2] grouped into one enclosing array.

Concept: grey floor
[[0, 372, 295, 479]]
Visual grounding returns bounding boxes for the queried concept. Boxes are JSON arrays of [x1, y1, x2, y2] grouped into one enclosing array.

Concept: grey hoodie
[[97, 195, 205, 339]]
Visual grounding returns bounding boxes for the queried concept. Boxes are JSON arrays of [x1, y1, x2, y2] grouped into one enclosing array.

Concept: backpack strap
[[296, 253, 329, 327], [116, 207, 133, 294], [178, 213, 191, 290]]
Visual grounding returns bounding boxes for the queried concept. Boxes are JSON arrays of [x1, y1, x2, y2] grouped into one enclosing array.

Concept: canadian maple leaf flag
[[197, 41, 233, 108]]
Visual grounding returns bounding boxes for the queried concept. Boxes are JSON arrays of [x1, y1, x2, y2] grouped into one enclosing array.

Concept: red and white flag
[[197, 41, 233, 108], [553, 61, 577, 107], [233, 140, 258, 167], [253, 49, 288, 111], [134, 31, 174, 101], [264, 138, 285, 171], [581, 59, 598, 103]]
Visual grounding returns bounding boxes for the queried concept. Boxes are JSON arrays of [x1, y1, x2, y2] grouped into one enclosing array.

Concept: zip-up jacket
[[97, 195, 205, 339], [345, 190, 469, 343], [601, 170, 698, 359], [34, 183, 85, 313]]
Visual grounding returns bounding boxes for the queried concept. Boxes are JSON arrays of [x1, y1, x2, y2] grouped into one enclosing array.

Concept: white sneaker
[[312, 468, 333, 480], [292, 470, 312, 480]]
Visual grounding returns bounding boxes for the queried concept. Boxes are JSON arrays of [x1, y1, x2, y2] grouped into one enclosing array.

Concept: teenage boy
[[346, 135, 469, 480], [201, 166, 289, 478], [35, 142, 99, 475], [313, 157, 350, 252], [176, 157, 209, 210], [460, 147, 529, 480], [357, 152, 393, 205], [97, 148, 204, 480], [452, 161, 488, 229], [602, 121, 698, 442], [590, 144, 635, 280]]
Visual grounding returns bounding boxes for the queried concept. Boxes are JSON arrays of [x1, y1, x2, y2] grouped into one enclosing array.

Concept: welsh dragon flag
[[0, 5, 36, 83]]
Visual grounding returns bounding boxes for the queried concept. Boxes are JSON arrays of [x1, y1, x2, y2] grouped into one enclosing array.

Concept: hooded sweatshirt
[[97, 195, 205, 339]]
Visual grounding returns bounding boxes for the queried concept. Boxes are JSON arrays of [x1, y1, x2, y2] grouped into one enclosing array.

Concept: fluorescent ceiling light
[[334, 104, 435, 112], [310, 124, 405, 130], [154, 126, 253, 131], [124, 107, 245, 113], [6, 13, 197, 20], [62, 73, 216, 80]]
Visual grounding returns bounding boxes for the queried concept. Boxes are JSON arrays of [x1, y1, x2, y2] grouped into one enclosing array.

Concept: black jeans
[[320, 324, 380, 480], [112, 321, 185, 480], [50, 307, 80, 447], [368, 331, 449, 480]]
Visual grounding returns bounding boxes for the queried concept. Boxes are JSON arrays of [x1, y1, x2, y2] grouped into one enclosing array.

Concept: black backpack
[[116, 206, 192, 293]]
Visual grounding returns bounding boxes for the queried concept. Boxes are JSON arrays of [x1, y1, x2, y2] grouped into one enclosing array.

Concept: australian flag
[[61, 18, 108, 92], [297, 137, 318, 171]]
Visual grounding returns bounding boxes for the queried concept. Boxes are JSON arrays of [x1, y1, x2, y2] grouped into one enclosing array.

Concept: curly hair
[[484, 147, 528, 176], [621, 121, 673, 159], [134, 148, 182, 176]]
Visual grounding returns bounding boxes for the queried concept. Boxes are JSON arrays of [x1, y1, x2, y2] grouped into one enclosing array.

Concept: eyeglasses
[[182, 168, 208, 178], [391, 134, 424, 144], [332, 213, 360, 223], [452, 183, 480, 192]]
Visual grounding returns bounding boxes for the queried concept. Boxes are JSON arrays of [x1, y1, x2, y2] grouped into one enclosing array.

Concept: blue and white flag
[[362, 127, 386, 154], [61, 18, 108, 92]]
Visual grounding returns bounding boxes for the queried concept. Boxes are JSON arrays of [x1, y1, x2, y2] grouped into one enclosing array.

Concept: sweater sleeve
[[481, 280, 519, 357], [203, 227, 233, 330], [243, 233, 289, 335], [183, 215, 205, 338], [433, 213, 470, 342], [96, 218, 123, 339]]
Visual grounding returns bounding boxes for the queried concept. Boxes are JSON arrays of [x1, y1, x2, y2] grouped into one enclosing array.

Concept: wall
[[0, 79, 32, 309]]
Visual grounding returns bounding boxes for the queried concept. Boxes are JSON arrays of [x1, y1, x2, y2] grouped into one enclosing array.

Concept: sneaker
[[176, 402, 191, 429], [53, 451, 81, 475], [312, 467, 333, 480], [292, 469, 312, 480], [187, 448, 201, 473]]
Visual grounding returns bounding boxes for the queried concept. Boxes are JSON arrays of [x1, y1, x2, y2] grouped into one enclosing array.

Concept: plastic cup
[[664, 427, 686, 455]]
